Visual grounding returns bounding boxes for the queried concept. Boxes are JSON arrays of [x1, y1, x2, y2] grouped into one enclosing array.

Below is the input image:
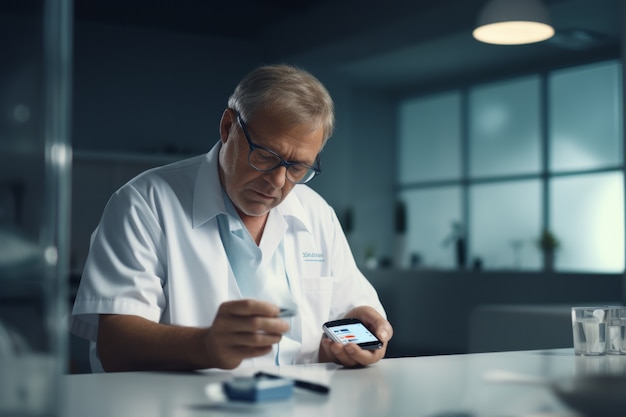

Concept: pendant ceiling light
[[473, 0, 555, 45]]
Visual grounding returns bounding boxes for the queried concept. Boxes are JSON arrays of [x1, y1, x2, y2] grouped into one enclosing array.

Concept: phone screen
[[323, 319, 383, 350]]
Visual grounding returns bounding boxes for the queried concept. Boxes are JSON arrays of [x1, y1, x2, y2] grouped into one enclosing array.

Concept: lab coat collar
[[276, 186, 314, 234], [191, 140, 314, 235], [192, 141, 226, 229]]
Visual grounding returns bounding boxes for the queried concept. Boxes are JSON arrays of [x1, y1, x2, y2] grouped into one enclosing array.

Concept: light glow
[[473, 21, 554, 45]]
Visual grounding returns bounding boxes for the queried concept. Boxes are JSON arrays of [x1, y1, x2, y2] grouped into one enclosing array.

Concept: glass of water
[[606, 306, 626, 355], [571, 307, 608, 356]]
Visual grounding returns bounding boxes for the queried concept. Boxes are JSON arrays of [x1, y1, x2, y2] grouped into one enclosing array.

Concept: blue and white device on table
[[322, 318, 383, 350], [223, 375, 294, 402]]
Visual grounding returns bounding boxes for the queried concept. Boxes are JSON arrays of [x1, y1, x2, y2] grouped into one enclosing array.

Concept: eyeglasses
[[236, 113, 321, 184]]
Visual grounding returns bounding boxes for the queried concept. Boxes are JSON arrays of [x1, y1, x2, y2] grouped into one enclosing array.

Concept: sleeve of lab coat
[[70, 184, 167, 341]]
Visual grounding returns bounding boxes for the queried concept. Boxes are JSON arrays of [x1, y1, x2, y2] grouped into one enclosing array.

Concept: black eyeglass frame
[[236, 112, 322, 184]]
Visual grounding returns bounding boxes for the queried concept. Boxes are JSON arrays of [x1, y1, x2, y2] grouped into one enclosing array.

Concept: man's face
[[218, 107, 324, 221]]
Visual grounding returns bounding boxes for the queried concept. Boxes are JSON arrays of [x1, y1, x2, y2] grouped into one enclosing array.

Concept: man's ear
[[219, 109, 235, 143]]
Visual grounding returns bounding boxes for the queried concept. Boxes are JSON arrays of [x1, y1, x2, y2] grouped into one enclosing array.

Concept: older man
[[71, 64, 392, 372]]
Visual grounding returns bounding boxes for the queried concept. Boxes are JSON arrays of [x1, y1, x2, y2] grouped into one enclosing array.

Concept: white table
[[62, 349, 625, 417]]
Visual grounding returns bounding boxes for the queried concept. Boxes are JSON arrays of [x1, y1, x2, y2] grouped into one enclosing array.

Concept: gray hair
[[228, 64, 335, 146]]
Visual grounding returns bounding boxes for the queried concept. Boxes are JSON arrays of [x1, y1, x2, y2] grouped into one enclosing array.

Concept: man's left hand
[[319, 306, 393, 367]]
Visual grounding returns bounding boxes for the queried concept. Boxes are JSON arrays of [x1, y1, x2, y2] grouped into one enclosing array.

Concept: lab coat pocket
[[299, 276, 334, 353], [301, 276, 334, 328], [300, 275, 334, 294]]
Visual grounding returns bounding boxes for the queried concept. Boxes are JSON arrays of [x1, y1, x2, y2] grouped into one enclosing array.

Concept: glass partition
[[0, 0, 72, 415]]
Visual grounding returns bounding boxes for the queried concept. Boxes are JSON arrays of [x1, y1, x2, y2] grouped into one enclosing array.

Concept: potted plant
[[538, 229, 559, 271], [364, 244, 377, 269]]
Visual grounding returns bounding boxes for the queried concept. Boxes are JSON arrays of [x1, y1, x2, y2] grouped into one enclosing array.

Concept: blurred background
[[1, 0, 624, 375]]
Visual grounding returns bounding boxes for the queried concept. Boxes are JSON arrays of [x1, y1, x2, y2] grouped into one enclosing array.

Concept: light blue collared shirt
[[217, 190, 301, 365]]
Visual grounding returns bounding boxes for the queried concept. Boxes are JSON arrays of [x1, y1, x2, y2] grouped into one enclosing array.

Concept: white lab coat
[[70, 142, 385, 371]]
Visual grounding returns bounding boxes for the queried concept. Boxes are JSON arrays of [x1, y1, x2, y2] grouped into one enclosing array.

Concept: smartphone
[[322, 318, 383, 350]]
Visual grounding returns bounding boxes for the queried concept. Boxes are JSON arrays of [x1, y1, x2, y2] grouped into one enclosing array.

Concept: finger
[[347, 308, 393, 343], [213, 311, 290, 335], [328, 341, 361, 367], [228, 331, 284, 349], [375, 321, 394, 343], [364, 318, 392, 342], [220, 299, 281, 317], [238, 316, 290, 334], [354, 344, 386, 364], [339, 341, 388, 367], [230, 345, 274, 359]]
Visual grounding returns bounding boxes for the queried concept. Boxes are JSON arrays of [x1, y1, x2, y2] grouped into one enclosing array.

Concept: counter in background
[[365, 269, 622, 357]]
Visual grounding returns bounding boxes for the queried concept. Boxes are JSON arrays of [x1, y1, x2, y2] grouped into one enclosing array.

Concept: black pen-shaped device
[[254, 371, 330, 394]]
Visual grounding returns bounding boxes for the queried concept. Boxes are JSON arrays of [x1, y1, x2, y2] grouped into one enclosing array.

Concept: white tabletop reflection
[[63, 349, 626, 417]]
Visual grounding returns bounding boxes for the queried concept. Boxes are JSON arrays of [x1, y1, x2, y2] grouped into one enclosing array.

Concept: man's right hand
[[203, 299, 290, 369], [97, 299, 289, 372]]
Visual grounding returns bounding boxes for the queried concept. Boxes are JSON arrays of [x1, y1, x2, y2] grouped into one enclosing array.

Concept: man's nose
[[265, 165, 287, 187]]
